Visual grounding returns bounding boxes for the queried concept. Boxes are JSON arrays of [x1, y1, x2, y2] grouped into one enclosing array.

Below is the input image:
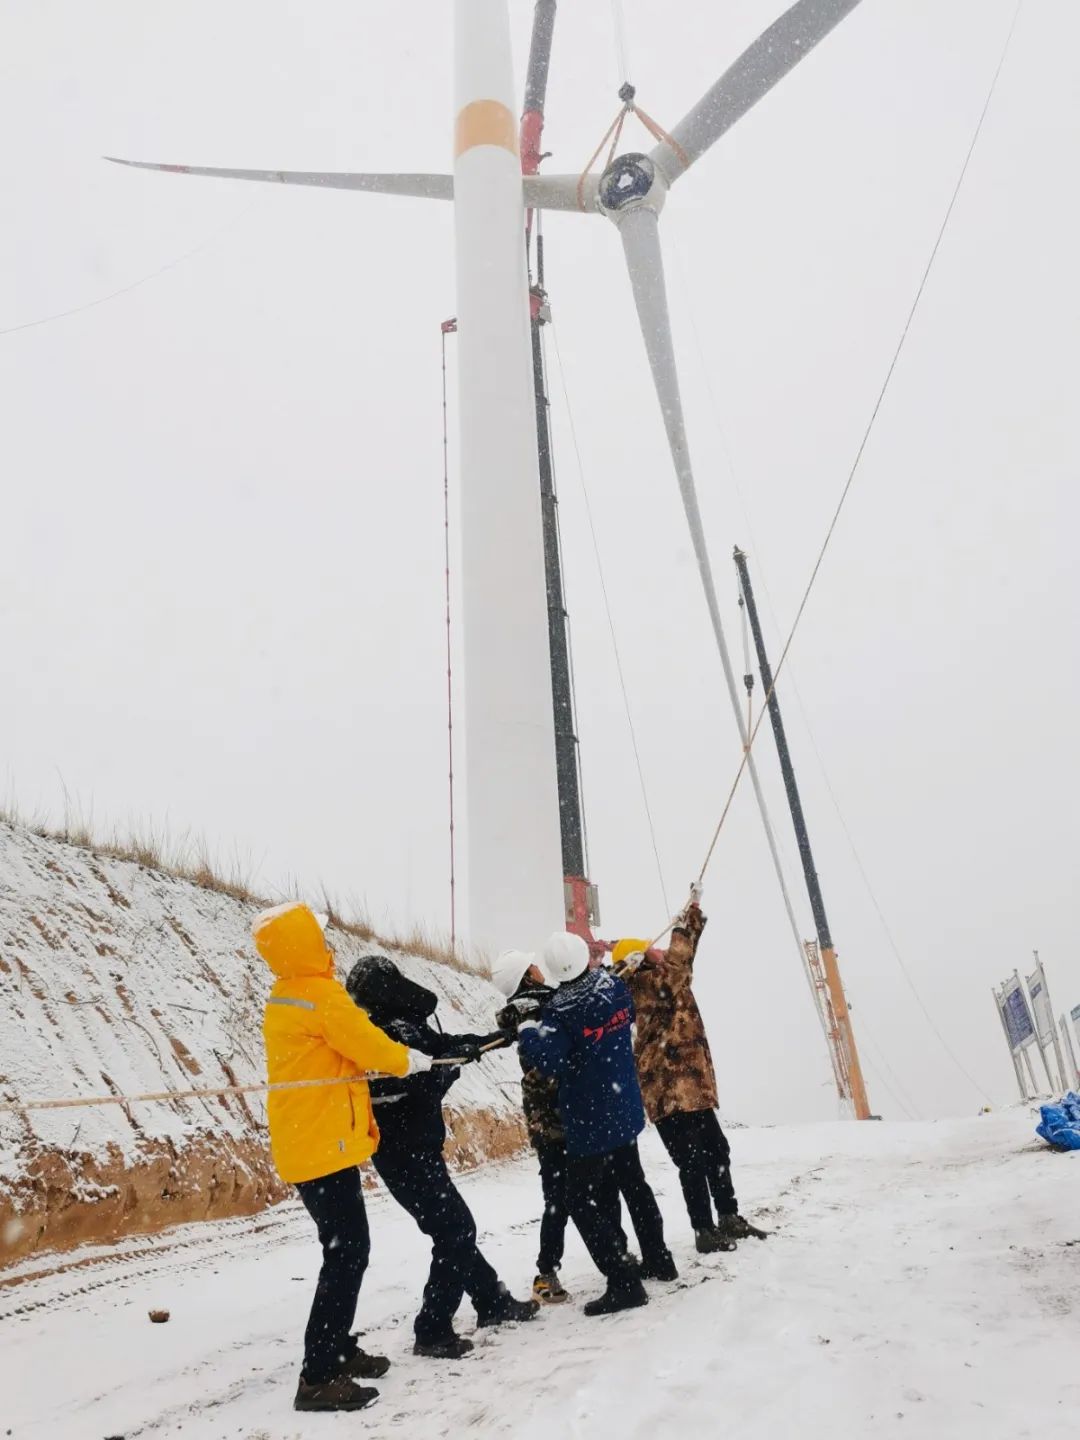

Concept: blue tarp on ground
[[1035, 1091, 1080, 1150]]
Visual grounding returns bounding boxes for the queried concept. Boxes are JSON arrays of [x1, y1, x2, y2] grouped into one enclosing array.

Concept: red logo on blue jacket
[[583, 1006, 631, 1043]]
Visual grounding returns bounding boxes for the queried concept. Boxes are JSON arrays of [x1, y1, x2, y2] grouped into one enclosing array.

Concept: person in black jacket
[[345, 956, 539, 1359]]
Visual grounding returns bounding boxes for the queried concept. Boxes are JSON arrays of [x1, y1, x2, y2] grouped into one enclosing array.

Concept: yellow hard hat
[[611, 937, 650, 968]]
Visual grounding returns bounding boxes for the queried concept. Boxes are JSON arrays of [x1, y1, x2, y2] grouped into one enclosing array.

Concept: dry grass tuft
[[0, 799, 480, 976]]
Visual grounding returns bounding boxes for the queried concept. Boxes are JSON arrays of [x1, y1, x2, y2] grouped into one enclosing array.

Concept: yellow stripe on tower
[[454, 99, 517, 158]]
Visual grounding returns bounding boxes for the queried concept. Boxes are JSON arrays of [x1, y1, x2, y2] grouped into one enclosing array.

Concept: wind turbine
[[108, 0, 867, 956]]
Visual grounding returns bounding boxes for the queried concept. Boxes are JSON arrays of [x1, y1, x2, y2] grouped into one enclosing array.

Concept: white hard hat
[[541, 931, 590, 986], [490, 949, 536, 998]]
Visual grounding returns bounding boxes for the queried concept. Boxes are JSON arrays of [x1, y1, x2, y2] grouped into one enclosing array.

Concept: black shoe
[[696, 1227, 737, 1254], [413, 1333, 475, 1360], [583, 1276, 649, 1317], [639, 1250, 679, 1282], [342, 1346, 391, 1380], [475, 1285, 541, 1327], [294, 1375, 379, 1412]]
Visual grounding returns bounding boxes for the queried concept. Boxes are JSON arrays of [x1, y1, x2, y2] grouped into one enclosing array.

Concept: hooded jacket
[[346, 955, 504, 1155], [254, 904, 409, 1185], [518, 967, 645, 1158]]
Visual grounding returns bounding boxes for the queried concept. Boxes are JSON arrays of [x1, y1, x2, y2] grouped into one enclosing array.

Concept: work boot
[[714, 1213, 769, 1242], [533, 1271, 571, 1304], [294, 1374, 379, 1412], [475, 1284, 541, 1327], [342, 1346, 391, 1380], [695, 1227, 737, 1255], [583, 1273, 649, 1318], [726, 1213, 770, 1241], [639, 1249, 679, 1282], [413, 1333, 475, 1360]]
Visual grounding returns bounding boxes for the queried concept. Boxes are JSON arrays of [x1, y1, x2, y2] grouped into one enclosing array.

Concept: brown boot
[[342, 1347, 391, 1380], [294, 1374, 379, 1412]]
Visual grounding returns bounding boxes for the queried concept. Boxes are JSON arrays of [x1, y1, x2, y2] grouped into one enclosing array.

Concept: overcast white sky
[[2, 1, 1078, 1124]]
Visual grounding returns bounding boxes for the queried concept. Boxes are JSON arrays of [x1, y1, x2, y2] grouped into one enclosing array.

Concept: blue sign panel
[[1003, 984, 1035, 1050]]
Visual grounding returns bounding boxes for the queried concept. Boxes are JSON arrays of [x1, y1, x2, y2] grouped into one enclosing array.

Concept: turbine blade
[[523, 174, 600, 213], [617, 206, 811, 947], [105, 158, 598, 213], [617, 207, 754, 741], [104, 157, 454, 201], [652, 0, 865, 182]]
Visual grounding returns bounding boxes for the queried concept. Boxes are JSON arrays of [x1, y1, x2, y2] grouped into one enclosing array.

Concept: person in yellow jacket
[[254, 901, 428, 1414]]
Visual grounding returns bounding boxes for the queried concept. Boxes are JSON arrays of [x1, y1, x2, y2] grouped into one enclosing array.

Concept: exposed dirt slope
[[0, 821, 525, 1265]]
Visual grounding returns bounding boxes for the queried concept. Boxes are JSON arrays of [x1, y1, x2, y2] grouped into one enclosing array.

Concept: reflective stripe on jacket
[[254, 903, 409, 1185]]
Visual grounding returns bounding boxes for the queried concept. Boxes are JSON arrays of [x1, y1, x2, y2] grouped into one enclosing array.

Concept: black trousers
[[655, 1109, 738, 1231], [295, 1166, 371, 1384], [534, 1140, 570, 1275], [606, 1141, 664, 1260], [374, 1145, 504, 1342], [566, 1141, 666, 1282]]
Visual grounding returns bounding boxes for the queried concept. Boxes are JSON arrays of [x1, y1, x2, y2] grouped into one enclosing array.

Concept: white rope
[[663, 0, 1026, 909], [0, 1042, 508, 1116]]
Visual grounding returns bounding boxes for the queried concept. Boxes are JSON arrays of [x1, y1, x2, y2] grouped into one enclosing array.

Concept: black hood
[[345, 954, 439, 1026]]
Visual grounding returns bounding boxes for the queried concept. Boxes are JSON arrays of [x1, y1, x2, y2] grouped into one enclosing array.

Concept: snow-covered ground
[[2, 1109, 1075, 1439]]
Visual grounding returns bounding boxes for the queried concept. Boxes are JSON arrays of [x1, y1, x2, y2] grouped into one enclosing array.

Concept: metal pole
[[1035, 952, 1068, 1094], [1059, 1014, 1080, 1089], [521, 0, 557, 181], [734, 546, 872, 1121], [1016, 968, 1054, 1093], [519, 1, 593, 913], [1022, 1044, 1040, 1098], [530, 261, 585, 881], [440, 321, 458, 953]]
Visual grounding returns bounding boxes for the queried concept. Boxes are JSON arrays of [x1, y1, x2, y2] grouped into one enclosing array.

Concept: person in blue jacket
[[516, 931, 671, 1316]]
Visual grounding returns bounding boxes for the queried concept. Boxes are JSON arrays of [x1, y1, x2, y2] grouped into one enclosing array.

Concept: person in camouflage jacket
[[614, 893, 768, 1252], [491, 952, 571, 1303]]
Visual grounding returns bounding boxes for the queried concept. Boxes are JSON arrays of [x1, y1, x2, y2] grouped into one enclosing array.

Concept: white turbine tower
[[448, 0, 564, 957], [108, 0, 868, 954]]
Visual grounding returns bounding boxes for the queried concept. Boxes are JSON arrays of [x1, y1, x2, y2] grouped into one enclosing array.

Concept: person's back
[[614, 897, 768, 1251], [618, 904, 719, 1126], [528, 966, 643, 1159], [345, 956, 483, 1156], [518, 931, 669, 1316]]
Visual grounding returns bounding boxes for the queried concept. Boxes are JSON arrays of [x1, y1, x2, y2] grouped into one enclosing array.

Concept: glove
[[616, 949, 647, 977], [689, 880, 704, 906], [404, 1048, 433, 1075], [496, 995, 544, 1034], [454, 1039, 483, 1064]]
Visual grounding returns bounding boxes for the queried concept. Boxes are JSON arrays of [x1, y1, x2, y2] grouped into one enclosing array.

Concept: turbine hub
[[597, 152, 667, 222]]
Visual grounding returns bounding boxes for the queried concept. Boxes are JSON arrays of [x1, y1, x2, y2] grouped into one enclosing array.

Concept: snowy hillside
[[0, 821, 525, 1263], [2, 1109, 1075, 1439]]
